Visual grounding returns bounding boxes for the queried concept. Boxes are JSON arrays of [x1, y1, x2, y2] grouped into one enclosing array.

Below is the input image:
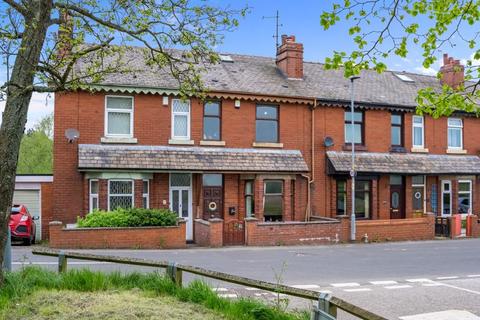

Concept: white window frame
[[458, 180, 472, 215], [89, 179, 99, 213], [447, 117, 463, 149], [171, 99, 191, 140], [441, 180, 452, 217], [105, 95, 134, 138], [142, 179, 149, 209], [108, 179, 134, 211], [412, 175, 426, 213], [412, 115, 424, 148]]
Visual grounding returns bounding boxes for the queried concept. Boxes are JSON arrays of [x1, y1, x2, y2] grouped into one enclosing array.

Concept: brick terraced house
[[52, 35, 480, 247]]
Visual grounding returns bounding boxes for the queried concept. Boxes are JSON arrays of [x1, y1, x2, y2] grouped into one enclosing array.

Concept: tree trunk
[[0, 0, 52, 285]]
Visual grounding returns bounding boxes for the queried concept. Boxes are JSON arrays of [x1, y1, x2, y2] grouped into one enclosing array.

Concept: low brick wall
[[356, 214, 435, 242], [467, 215, 480, 238], [194, 218, 223, 247], [245, 217, 349, 246], [49, 220, 187, 249]]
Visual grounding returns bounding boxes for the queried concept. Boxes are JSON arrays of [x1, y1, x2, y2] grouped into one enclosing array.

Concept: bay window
[[458, 180, 472, 214], [355, 180, 371, 219], [264, 180, 283, 221], [142, 180, 149, 209], [89, 179, 99, 212], [336, 180, 347, 215], [245, 180, 255, 218], [108, 180, 134, 210], [105, 96, 133, 137]]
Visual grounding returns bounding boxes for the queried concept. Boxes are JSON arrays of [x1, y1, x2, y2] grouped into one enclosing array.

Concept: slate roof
[[326, 151, 480, 175], [78, 144, 309, 173], [75, 46, 445, 110]]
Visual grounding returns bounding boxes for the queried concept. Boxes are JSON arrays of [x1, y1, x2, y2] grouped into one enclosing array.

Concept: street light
[[349, 75, 360, 242]]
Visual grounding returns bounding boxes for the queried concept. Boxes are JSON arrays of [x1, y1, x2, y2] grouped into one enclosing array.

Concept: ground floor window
[[89, 179, 99, 212], [264, 180, 283, 222], [412, 175, 425, 212], [108, 180, 134, 210], [458, 180, 472, 214], [441, 180, 452, 216], [355, 180, 370, 219], [245, 180, 255, 218], [336, 180, 347, 215], [142, 180, 149, 209]]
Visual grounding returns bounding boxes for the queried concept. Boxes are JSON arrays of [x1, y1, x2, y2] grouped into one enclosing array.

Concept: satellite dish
[[65, 128, 80, 143], [323, 136, 334, 147]]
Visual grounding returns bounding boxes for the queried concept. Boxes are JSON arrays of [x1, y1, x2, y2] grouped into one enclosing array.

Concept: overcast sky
[[1, 0, 474, 128]]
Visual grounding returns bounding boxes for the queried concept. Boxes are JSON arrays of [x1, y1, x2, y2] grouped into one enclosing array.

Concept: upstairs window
[[412, 116, 424, 148], [172, 99, 191, 140], [89, 180, 99, 212], [344, 111, 363, 145], [391, 113, 403, 147], [108, 180, 134, 210], [264, 180, 283, 221], [256, 105, 279, 143], [105, 96, 133, 137], [203, 102, 221, 141], [448, 118, 463, 149]]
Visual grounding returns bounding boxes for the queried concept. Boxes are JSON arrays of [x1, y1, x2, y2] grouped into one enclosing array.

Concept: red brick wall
[[245, 217, 350, 246], [194, 218, 223, 247], [49, 220, 186, 249], [356, 214, 435, 242], [40, 182, 53, 240]]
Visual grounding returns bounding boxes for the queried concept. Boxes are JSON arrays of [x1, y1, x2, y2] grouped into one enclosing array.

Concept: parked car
[[9, 204, 37, 245]]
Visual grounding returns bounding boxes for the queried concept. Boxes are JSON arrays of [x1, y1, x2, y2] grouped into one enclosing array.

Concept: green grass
[[0, 267, 309, 320]]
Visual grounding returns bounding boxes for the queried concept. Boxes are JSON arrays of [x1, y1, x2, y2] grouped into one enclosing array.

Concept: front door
[[203, 186, 223, 219], [390, 185, 405, 219], [169, 174, 192, 241]]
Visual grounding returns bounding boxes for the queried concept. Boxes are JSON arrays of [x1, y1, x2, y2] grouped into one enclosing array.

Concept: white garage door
[[13, 190, 41, 241]]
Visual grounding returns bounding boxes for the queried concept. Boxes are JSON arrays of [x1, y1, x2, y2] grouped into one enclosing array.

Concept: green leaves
[[320, 0, 480, 116], [76, 208, 179, 228]]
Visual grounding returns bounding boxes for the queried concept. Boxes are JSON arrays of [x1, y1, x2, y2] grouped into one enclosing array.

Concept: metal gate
[[223, 220, 245, 246], [435, 217, 451, 237]]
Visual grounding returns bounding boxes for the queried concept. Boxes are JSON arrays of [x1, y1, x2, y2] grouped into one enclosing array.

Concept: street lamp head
[[349, 75, 361, 82]]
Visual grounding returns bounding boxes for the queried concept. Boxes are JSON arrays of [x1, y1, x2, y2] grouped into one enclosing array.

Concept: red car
[[9, 204, 37, 245]]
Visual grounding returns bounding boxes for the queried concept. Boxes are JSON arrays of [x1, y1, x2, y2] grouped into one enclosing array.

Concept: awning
[[78, 144, 309, 173], [327, 151, 480, 175]]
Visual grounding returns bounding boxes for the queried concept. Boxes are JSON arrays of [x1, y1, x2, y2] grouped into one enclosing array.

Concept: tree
[[17, 114, 53, 174], [320, 0, 480, 117], [0, 0, 246, 284]]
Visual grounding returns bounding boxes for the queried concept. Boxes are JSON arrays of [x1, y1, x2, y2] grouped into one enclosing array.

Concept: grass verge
[[0, 267, 309, 320]]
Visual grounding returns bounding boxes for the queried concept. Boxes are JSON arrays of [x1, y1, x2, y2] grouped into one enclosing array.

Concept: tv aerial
[[262, 10, 282, 49]]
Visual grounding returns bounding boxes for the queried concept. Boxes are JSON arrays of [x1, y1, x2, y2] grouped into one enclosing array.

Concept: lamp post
[[349, 75, 360, 242]]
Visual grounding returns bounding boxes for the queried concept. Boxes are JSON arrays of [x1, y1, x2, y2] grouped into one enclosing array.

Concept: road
[[11, 239, 480, 320]]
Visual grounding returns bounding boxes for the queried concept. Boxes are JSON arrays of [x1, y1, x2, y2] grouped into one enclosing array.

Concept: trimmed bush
[[77, 208, 178, 228]]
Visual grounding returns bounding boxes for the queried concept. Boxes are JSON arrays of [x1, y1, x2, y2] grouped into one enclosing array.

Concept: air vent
[[394, 73, 415, 82], [219, 54, 234, 62]]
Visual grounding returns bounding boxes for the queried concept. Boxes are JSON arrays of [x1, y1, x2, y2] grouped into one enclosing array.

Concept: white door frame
[[441, 180, 452, 217], [169, 174, 193, 241]]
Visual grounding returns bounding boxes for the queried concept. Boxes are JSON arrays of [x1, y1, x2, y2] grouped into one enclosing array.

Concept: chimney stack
[[276, 35, 304, 79], [439, 53, 464, 89], [57, 10, 73, 59]]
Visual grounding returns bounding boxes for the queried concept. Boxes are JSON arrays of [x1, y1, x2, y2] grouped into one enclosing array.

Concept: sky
[[1, 0, 476, 128]]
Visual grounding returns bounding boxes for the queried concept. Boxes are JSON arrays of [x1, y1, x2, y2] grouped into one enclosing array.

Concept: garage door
[[13, 190, 41, 241]]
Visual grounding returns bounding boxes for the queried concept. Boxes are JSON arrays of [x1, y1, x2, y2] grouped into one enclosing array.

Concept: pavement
[[10, 238, 480, 320]]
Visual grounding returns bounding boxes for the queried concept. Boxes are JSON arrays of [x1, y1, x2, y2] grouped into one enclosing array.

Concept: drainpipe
[[302, 98, 317, 221]]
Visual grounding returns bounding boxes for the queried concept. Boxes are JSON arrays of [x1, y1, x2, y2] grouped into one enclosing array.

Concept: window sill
[[200, 140, 226, 146], [101, 137, 137, 144], [446, 148, 467, 154], [411, 147, 429, 153], [252, 142, 283, 148], [389, 146, 406, 153], [342, 144, 367, 151], [168, 139, 194, 145]]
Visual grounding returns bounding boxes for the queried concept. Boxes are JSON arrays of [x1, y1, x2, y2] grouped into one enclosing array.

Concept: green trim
[[85, 172, 153, 180], [80, 84, 179, 96]]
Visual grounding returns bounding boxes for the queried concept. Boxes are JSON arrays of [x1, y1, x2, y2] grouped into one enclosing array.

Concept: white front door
[[169, 174, 192, 241]]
